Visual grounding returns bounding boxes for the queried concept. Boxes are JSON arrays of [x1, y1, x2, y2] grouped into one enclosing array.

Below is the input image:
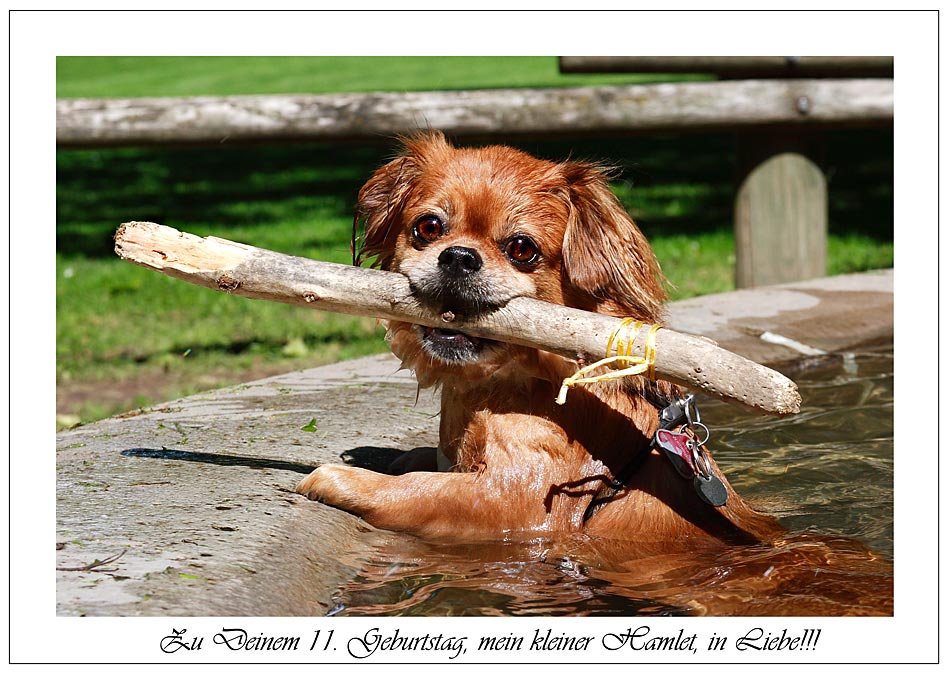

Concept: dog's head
[[354, 131, 666, 386]]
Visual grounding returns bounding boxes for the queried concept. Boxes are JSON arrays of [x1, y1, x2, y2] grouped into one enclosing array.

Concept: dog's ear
[[559, 162, 667, 320], [354, 131, 451, 269], [353, 155, 418, 270]]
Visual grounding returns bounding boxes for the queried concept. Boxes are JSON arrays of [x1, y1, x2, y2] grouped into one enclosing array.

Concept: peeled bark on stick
[[114, 221, 801, 417]]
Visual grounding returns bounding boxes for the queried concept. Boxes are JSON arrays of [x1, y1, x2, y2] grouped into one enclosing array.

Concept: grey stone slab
[[667, 269, 893, 365], [56, 355, 439, 616]]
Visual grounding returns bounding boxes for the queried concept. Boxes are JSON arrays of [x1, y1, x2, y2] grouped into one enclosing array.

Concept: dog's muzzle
[[411, 245, 503, 319], [409, 245, 504, 362]]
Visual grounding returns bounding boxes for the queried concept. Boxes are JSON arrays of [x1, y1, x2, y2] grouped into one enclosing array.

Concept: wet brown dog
[[296, 131, 785, 545], [296, 132, 892, 615]]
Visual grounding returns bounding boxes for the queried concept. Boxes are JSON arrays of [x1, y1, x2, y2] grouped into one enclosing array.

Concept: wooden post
[[734, 132, 828, 288]]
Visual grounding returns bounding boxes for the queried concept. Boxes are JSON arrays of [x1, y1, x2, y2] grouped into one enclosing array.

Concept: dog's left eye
[[504, 235, 540, 266]]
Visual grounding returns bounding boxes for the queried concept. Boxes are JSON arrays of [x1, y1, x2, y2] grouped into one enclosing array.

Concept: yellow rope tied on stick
[[555, 319, 663, 405]]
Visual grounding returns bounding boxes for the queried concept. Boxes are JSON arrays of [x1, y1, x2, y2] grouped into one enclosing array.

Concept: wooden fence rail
[[56, 78, 893, 148], [558, 56, 894, 78], [57, 74, 893, 292]]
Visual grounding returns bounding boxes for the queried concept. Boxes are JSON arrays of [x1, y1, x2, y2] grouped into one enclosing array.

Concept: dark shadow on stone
[[120, 447, 314, 474], [340, 445, 438, 473]]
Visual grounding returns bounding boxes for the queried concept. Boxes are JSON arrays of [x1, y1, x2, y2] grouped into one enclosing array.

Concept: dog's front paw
[[296, 464, 341, 502], [295, 463, 378, 514]]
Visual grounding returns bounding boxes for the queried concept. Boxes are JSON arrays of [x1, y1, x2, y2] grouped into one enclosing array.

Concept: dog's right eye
[[412, 216, 445, 244]]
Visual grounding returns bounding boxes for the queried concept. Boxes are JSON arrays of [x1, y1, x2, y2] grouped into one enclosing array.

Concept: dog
[[296, 132, 893, 615], [296, 130, 788, 547]]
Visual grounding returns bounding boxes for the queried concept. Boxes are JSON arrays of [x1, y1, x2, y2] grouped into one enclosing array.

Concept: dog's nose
[[438, 246, 483, 276]]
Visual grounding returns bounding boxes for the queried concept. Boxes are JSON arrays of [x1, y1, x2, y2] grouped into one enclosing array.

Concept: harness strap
[[582, 443, 653, 522], [582, 392, 694, 523]]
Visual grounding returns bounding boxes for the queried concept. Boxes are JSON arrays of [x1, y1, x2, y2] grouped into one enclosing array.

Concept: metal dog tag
[[694, 473, 728, 507], [653, 428, 695, 479], [690, 444, 727, 506], [655, 418, 728, 507]]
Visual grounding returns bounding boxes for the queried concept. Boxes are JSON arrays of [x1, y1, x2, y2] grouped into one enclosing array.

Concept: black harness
[[582, 393, 726, 522]]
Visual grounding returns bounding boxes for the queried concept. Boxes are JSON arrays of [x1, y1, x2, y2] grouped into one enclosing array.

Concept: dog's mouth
[[418, 325, 496, 363]]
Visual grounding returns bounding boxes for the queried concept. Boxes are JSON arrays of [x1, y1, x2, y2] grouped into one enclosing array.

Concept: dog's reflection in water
[[326, 524, 891, 617]]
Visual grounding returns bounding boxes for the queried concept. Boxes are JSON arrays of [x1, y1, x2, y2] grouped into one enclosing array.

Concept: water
[[320, 350, 893, 616], [699, 350, 893, 558]]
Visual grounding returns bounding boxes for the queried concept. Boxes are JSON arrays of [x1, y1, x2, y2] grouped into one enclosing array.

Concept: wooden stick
[[114, 221, 801, 417]]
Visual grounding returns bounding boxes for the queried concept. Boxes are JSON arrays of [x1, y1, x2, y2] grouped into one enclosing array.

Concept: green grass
[[56, 57, 893, 427], [56, 56, 699, 99]]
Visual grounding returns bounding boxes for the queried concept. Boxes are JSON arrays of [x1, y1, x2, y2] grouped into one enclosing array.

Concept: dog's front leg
[[296, 464, 507, 539]]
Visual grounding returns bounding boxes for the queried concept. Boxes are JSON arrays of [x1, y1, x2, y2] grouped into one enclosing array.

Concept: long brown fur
[[300, 131, 779, 542], [296, 132, 891, 614]]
